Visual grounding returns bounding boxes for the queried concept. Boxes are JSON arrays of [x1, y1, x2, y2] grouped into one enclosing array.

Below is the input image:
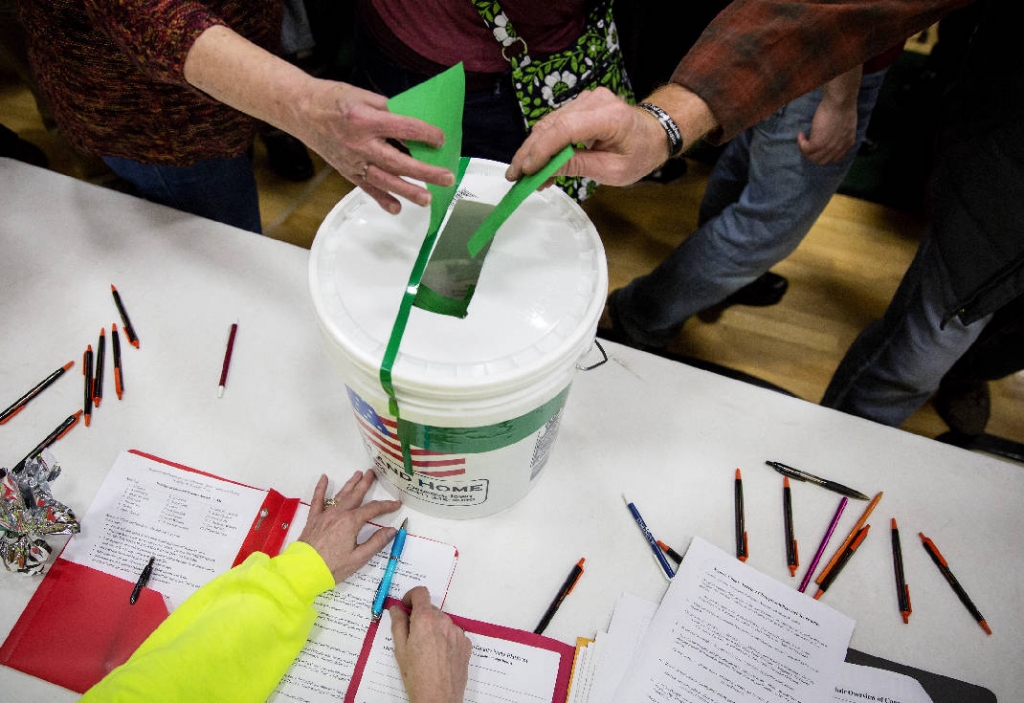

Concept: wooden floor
[[3, 65, 1022, 451]]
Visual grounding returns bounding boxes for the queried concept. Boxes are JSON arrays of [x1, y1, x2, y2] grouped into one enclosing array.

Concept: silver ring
[[359, 162, 369, 180], [323, 498, 338, 509]]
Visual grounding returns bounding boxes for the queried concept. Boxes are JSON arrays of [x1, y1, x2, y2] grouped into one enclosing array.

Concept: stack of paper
[[568, 537, 933, 703]]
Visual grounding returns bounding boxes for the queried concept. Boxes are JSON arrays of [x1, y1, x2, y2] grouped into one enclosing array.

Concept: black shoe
[[934, 378, 990, 436], [261, 129, 314, 181], [1, 124, 49, 168], [697, 271, 789, 323], [597, 289, 660, 353]]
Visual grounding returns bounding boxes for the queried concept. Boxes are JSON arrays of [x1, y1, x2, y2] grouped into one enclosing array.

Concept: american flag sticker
[[347, 387, 467, 478]]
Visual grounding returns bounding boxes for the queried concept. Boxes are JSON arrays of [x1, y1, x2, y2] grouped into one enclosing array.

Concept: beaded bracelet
[[637, 102, 684, 158]]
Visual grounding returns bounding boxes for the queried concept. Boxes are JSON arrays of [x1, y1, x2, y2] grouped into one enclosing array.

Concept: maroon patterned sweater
[[17, 0, 281, 165]]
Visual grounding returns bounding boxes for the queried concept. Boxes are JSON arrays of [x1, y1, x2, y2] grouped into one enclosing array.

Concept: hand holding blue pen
[[372, 517, 409, 620], [623, 495, 675, 579]]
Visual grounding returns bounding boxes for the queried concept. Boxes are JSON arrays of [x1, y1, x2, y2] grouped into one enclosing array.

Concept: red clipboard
[[345, 597, 574, 703], [0, 449, 301, 693]]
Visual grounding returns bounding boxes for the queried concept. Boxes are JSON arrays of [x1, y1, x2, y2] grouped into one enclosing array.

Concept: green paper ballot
[[465, 144, 574, 257], [387, 63, 465, 235], [384, 63, 575, 318]]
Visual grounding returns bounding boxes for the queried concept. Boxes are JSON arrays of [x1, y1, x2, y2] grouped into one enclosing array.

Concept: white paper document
[[583, 592, 658, 703], [60, 450, 268, 608], [613, 536, 855, 703], [833, 663, 933, 703]]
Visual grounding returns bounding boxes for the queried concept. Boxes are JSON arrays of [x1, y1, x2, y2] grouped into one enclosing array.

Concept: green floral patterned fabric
[[471, 0, 634, 202]]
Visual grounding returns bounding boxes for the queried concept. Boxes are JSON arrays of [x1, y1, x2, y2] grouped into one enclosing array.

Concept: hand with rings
[[284, 79, 455, 216], [297, 471, 401, 583]]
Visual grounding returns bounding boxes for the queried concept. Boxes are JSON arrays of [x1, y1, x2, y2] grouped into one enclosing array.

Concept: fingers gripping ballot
[[297, 80, 455, 215], [390, 587, 472, 703], [298, 471, 401, 583], [506, 88, 679, 188]]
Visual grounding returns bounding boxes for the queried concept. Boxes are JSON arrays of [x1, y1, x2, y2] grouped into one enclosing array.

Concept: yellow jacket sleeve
[[81, 540, 334, 702]]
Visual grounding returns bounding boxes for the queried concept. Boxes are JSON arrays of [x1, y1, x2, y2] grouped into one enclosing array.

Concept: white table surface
[[1, 157, 1021, 701]]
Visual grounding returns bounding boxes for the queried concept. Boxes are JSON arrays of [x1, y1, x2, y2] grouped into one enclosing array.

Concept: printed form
[[59, 450, 459, 702], [345, 608, 570, 703], [614, 536, 855, 703]]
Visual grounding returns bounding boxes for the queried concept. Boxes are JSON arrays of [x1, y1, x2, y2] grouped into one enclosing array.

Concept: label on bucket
[[346, 386, 568, 517]]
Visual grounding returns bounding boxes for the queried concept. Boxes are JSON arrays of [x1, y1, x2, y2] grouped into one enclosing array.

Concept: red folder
[[0, 559, 168, 693], [0, 449, 301, 693], [346, 597, 574, 703]]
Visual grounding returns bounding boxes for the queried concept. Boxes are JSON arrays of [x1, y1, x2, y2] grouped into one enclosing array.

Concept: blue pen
[[622, 495, 675, 580], [371, 517, 409, 620]]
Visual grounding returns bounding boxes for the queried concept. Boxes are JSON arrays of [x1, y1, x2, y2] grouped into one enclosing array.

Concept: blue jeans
[[611, 68, 888, 348], [821, 234, 990, 426], [102, 154, 262, 234]]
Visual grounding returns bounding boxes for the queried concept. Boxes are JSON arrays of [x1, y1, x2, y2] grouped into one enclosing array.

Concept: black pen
[[12, 410, 83, 473], [111, 284, 139, 348], [657, 540, 683, 564], [783, 477, 799, 577], [735, 468, 747, 562], [0, 360, 74, 424], [892, 518, 912, 623], [93, 327, 106, 407], [130, 556, 155, 604], [112, 323, 124, 399], [534, 558, 585, 635], [765, 461, 869, 501], [920, 532, 991, 635], [83, 344, 93, 427], [813, 524, 870, 599]]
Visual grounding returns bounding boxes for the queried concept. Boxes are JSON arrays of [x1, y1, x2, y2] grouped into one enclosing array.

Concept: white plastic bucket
[[309, 159, 607, 518]]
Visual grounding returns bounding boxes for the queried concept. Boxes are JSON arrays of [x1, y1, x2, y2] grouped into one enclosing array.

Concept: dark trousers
[[349, 25, 528, 164]]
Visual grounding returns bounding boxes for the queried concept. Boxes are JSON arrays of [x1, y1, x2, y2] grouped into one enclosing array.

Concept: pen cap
[[310, 159, 607, 519]]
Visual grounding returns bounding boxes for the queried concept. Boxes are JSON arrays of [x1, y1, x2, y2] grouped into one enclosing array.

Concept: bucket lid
[[309, 159, 607, 399]]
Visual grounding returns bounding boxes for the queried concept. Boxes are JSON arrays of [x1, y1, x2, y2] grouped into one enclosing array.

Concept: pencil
[[218, 322, 238, 398]]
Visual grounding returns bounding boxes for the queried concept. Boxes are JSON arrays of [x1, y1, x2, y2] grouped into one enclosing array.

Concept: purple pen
[[798, 496, 848, 593]]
